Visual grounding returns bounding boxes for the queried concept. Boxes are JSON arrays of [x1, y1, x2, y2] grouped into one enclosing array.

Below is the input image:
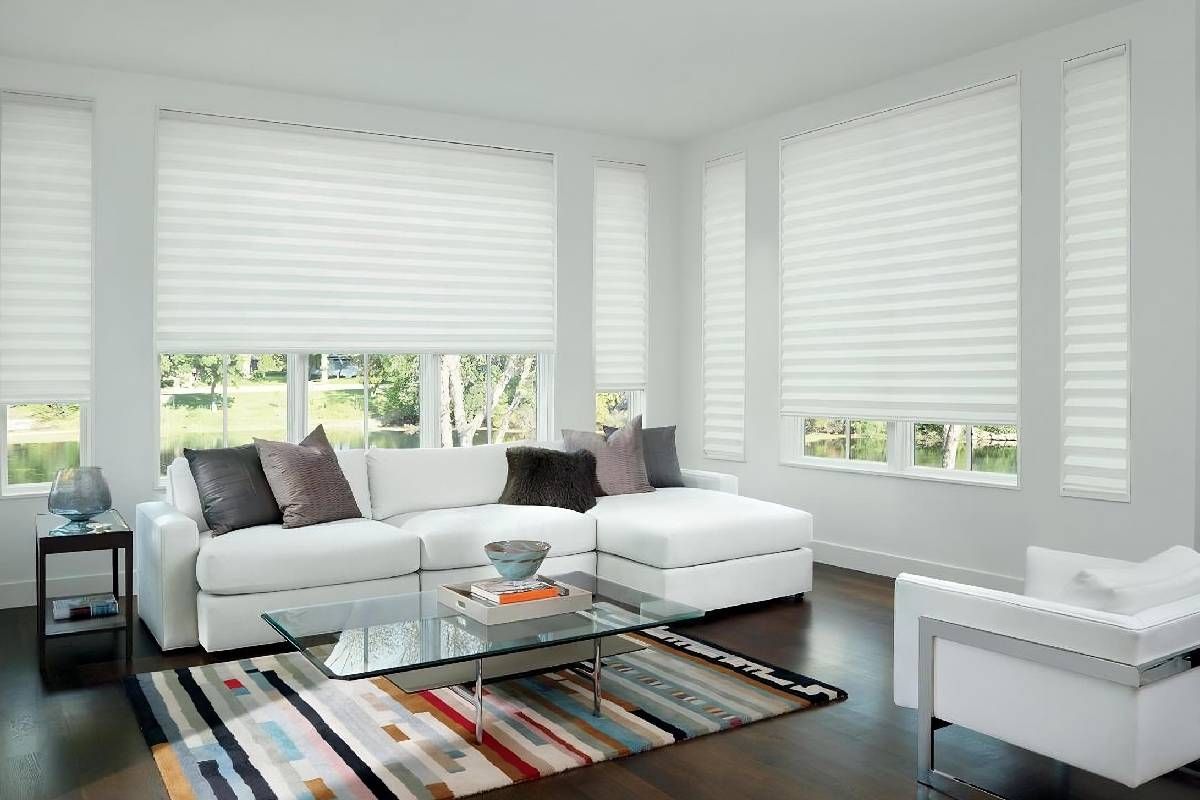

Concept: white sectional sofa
[[136, 442, 814, 652]]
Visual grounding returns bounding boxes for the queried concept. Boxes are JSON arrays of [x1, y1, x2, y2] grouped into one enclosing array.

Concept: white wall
[[0, 56, 681, 608], [677, 0, 1199, 590]]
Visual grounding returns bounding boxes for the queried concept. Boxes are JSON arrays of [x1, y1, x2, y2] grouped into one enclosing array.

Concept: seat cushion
[[590, 488, 811, 569], [196, 517, 419, 595], [367, 443, 510, 518], [385, 504, 596, 571]]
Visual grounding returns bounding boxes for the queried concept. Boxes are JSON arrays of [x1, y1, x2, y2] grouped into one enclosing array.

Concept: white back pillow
[[1072, 546, 1200, 615]]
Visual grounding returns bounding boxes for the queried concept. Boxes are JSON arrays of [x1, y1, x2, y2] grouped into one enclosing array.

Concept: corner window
[[596, 390, 644, 432], [3, 404, 83, 492]]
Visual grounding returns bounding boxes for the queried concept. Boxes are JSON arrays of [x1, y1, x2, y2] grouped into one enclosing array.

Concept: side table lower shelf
[[44, 595, 134, 637]]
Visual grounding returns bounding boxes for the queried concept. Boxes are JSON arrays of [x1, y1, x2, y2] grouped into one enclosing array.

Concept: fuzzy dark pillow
[[498, 447, 598, 513]]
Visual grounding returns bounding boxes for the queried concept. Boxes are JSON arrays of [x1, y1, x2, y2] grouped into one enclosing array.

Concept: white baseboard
[[0, 570, 134, 610], [811, 540, 1022, 593]]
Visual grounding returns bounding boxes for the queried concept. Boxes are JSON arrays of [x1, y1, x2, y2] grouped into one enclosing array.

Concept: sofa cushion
[[167, 456, 208, 532], [1071, 546, 1200, 614], [590, 488, 811, 569], [384, 504, 596, 571], [196, 517, 419, 595], [335, 449, 371, 519], [368, 443, 510, 519]]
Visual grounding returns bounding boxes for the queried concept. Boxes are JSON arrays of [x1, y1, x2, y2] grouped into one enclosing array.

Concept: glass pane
[[227, 354, 287, 446], [914, 423, 968, 469], [490, 354, 537, 443], [440, 354, 489, 447], [803, 418, 846, 459], [596, 391, 631, 431], [972, 425, 1018, 474], [849, 419, 887, 462], [367, 354, 421, 449], [308, 353, 365, 449], [6, 403, 80, 486], [159, 354, 225, 472]]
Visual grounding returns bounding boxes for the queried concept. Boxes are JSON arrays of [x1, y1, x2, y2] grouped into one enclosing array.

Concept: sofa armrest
[[1024, 546, 1132, 602], [680, 468, 738, 494], [136, 501, 201, 650], [892, 573, 1200, 709]]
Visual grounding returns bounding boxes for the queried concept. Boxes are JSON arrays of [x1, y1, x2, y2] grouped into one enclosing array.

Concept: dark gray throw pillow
[[254, 425, 361, 529], [605, 423, 683, 488], [498, 447, 598, 513], [184, 444, 282, 535]]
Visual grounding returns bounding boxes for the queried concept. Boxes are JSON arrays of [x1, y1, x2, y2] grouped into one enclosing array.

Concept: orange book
[[496, 587, 560, 604]]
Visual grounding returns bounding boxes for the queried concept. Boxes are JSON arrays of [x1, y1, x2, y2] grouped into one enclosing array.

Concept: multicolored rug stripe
[[126, 627, 846, 800]]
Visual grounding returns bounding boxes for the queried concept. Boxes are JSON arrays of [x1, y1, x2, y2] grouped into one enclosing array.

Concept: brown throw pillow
[[499, 446, 598, 513], [562, 415, 654, 496], [254, 425, 361, 528]]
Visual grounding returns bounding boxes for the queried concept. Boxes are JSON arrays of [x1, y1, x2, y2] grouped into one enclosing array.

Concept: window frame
[[1, 403, 90, 498], [781, 418, 1019, 489], [156, 351, 553, 483]]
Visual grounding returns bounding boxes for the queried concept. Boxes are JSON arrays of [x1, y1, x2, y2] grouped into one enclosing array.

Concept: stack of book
[[470, 577, 561, 605], [52, 592, 118, 622]]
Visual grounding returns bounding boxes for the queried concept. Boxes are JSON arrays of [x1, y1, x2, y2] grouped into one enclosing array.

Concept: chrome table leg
[[592, 638, 603, 716], [474, 658, 484, 744]]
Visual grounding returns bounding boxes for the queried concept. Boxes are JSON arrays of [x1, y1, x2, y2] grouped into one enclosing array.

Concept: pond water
[[805, 437, 1017, 474]]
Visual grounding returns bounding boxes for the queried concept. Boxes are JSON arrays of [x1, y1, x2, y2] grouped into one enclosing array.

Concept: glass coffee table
[[263, 572, 702, 744]]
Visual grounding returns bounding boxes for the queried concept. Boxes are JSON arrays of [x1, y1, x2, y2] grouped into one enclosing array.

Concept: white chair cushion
[[589, 487, 812, 569], [196, 517, 419, 595], [385, 504, 596, 571], [367, 444, 510, 519]]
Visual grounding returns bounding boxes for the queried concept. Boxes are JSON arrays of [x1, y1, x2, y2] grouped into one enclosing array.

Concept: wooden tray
[[437, 579, 592, 625]]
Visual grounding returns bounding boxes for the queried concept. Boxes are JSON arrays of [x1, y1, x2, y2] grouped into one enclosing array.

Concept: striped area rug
[[126, 627, 846, 800]]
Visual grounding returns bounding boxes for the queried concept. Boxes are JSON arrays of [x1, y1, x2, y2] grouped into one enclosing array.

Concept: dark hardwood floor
[[2, 564, 1198, 800]]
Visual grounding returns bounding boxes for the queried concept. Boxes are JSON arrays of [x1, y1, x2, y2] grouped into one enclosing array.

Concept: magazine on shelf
[[51, 593, 118, 621]]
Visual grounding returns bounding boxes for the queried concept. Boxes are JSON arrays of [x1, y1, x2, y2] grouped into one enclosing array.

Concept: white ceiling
[[0, 0, 1137, 140]]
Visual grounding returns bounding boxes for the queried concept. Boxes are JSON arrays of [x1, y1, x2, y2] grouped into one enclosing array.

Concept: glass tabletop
[[36, 509, 130, 537], [262, 572, 703, 680]]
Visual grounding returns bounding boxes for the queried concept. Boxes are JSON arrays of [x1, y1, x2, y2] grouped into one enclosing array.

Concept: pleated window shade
[[155, 113, 557, 354], [702, 154, 747, 460], [593, 162, 649, 392], [0, 95, 93, 405], [1061, 45, 1130, 502], [779, 77, 1020, 425]]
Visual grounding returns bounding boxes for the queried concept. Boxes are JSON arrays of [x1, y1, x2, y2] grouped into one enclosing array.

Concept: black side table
[[35, 509, 134, 672]]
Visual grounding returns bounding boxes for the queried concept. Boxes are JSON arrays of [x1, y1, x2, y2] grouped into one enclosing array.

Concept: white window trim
[[780, 418, 1020, 490], [1, 403, 90, 498]]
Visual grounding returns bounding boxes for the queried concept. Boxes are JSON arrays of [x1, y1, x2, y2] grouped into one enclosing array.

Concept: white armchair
[[894, 546, 1200, 796]]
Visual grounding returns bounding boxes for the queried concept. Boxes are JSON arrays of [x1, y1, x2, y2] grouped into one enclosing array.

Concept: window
[[159, 354, 287, 472], [594, 162, 649, 414], [913, 423, 1018, 475], [702, 154, 747, 460], [0, 93, 94, 494], [1061, 45, 1130, 501], [154, 112, 556, 472], [596, 390, 645, 432], [778, 77, 1020, 485], [440, 354, 537, 447]]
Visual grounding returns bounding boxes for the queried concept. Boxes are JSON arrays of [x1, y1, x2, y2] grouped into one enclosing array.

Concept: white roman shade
[[155, 112, 556, 354], [702, 154, 747, 460], [593, 162, 649, 392], [779, 77, 1020, 424], [0, 94, 93, 405], [1061, 45, 1130, 502]]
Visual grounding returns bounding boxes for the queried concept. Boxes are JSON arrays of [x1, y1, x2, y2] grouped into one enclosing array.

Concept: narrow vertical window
[[594, 162, 649, 425], [0, 94, 93, 493], [1061, 45, 1130, 501], [702, 154, 747, 460]]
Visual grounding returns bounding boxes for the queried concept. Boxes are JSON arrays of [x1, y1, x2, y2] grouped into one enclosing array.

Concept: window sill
[[0, 486, 51, 501], [780, 456, 1019, 490]]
